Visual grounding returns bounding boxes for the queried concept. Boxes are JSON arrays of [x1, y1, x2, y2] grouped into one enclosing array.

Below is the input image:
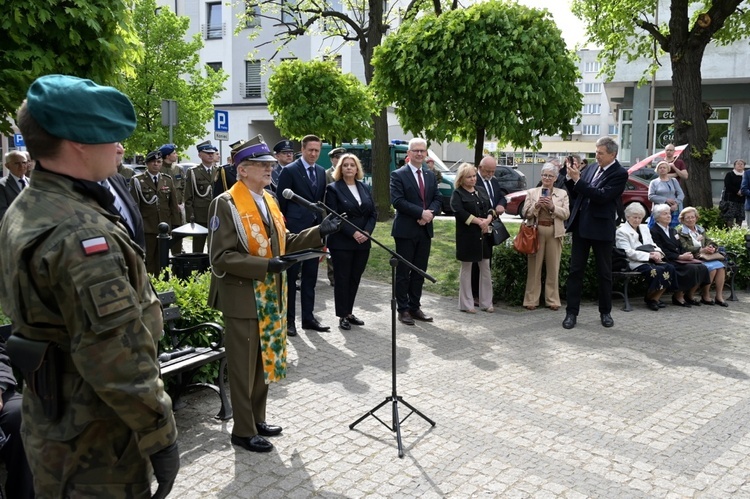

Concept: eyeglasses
[[541, 174, 556, 178], [410, 149, 426, 154]]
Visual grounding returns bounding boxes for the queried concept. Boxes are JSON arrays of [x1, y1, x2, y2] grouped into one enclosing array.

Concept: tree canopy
[[266, 59, 376, 144], [572, 0, 748, 207], [371, 0, 582, 165], [0, 0, 138, 134], [119, 0, 227, 156]]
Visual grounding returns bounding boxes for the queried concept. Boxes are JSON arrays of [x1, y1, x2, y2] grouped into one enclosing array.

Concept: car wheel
[[517, 201, 525, 218]]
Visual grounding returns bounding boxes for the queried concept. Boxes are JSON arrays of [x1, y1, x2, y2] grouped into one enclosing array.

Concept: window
[[325, 55, 342, 69], [206, 2, 223, 39], [280, 0, 293, 23], [243, 60, 261, 98], [608, 124, 619, 135], [584, 83, 601, 94], [206, 62, 222, 73], [583, 104, 601, 115], [245, 2, 261, 28], [582, 125, 600, 135], [653, 107, 730, 163], [584, 61, 601, 73]]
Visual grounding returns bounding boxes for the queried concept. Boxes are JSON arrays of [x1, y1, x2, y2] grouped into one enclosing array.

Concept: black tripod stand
[[349, 253, 436, 457]]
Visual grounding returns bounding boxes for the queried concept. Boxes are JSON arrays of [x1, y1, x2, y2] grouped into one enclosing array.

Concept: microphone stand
[[315, 198, 436, 458]]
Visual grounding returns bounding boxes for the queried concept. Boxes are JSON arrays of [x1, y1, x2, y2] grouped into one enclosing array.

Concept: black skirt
[[671, 261, 711, 291]]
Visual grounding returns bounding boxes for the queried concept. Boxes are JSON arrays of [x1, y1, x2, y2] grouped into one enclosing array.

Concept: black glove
[[150, 442, 180, 499], [267, 257, 294, 273], [318, 214, 342, 237]]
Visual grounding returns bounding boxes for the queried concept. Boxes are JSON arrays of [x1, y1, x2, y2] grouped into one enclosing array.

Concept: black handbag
[[490, 219, 510, 246], [635, 244, 656, 253]]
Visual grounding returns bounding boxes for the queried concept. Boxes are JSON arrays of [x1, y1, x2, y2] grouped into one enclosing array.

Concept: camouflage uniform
[[0, 169, 177, 498], [184, 165, 215, 252]]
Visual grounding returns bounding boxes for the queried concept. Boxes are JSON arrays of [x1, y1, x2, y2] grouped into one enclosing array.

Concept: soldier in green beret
[[0, 75, 179, 498], [130, 151, 182, 274]]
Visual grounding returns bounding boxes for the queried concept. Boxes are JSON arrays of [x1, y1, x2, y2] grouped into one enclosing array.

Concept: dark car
[[504, 173, 653, 218], [493, 165, 526, 195]]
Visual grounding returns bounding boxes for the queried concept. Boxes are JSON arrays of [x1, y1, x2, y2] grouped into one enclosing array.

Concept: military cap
[[196, 140, 218, 153], [234, 141, 276, 165], [159, 143, 176, 157], [26, 74, 136, 144], [229, 139, 246, 162], [328, 147, 346, 158], [145, 150, 162, 162], [273, 140, 294, 153]]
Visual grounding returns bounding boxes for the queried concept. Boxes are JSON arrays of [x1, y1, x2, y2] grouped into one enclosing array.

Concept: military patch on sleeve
[[209, 215, 220, 231], [89, 277, 134, 318], [81, 236, 110, 255]]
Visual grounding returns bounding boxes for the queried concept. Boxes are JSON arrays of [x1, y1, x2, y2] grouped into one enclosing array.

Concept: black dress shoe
[[255, 422, 282, 437], [657, 300, 666, 308], [600, 313, 614, 327], [644, 299, 660, 311], [410, 309, 433, 322], [347, 315, 364, 326], [671, 296, 691, 307], [301, 318, 330, 332], [562, 314, 576, 329], [700, 298, 715, 305], [287, 323, 297, 337], [339, 317, 351, 330], [716, 300, 729, 307], [231, 434, 273, 453], [398, 311, 415, 325]]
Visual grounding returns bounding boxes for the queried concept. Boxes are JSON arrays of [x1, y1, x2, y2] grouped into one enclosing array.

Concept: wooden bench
[[611, 271, 642, 312], [157, 291, 232, 420]]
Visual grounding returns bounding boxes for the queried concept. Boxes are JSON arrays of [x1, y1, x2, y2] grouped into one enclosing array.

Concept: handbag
[[513, 221, 539, 254], [490, 219, 510, 246], [635, 244, 656, 253]]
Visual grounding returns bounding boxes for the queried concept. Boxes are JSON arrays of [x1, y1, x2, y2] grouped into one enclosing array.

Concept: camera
[[541, 188, 550, 197]]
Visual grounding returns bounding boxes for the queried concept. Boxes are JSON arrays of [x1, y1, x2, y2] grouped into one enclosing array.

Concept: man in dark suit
[[562, 136, 628, 329], [390, 137, 442, 325], [0, 151, 29, 220], [107, 142, 146, 250], [277, 134, 329, 335], [473, 155, 507, 303]]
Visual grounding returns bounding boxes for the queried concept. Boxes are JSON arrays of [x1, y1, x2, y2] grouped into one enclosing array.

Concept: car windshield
[[426, 151, 450, 172]]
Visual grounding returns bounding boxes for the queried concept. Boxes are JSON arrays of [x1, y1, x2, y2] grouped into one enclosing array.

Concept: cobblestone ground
[[168, 274, 750, 498]]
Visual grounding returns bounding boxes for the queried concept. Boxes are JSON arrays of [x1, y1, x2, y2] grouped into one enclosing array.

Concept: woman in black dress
[[721, 159, 745, 227]]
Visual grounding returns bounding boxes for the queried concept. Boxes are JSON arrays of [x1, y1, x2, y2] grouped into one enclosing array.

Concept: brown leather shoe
[[398, 311, 415, 325], [410, 309, 433, 322]]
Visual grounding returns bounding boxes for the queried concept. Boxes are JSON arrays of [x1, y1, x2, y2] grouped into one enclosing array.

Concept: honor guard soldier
[[159, 143, 185, 255], [184, 140, 218, 252], [130, 150, 182, 274], [269, 139, 295, 192], [0, 75, 179, 497], [214, 139, 245, 197]]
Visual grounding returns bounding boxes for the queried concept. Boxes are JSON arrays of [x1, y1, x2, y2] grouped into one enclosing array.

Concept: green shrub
[[706, 226, 750, 289], [696, 206, 725, 230]]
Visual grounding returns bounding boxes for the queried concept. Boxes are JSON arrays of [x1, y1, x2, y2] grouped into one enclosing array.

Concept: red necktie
[[417, 169, 425, 208]]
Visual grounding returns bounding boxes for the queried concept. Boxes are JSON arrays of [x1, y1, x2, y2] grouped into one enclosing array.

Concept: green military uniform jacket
[[160, 162, 185, 205], [0, 169, 177, 457], [130, 172, 182, 234], [184, 164, 215, 225]]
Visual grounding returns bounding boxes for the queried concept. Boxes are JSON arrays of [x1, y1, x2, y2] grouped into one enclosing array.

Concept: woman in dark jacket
[[721, 159, 745, 227], [450, 163, 494, 313], [324, 154, 377, 330], [649, 203, 710, 307]]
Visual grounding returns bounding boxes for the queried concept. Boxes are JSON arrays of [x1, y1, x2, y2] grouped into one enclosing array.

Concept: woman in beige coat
[[522, 163, 570, 310]]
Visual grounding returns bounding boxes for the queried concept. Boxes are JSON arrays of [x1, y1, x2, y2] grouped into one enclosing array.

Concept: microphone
[[282, 189, 325, 214]]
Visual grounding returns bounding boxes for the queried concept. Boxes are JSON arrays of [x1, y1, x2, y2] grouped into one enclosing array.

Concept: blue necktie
[[308, 166, 316, 184]]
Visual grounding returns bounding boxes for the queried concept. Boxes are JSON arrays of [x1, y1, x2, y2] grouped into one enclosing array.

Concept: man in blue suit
[[277, 134, 329, 335], [562, 136, 628, 329], [390, 138, 442, 325]]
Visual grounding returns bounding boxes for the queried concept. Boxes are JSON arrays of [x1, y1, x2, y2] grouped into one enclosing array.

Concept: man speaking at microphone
[[276, 135, 329, 335]]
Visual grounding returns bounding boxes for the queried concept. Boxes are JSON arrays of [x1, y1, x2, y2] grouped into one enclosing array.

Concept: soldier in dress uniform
[[130, 150, 182, 274], [0, 74, 178, 498], [184, 140, 218, 252], [159, 143, 186, 256], [213, 139, 244, 197], [269, 139, 294, 192]]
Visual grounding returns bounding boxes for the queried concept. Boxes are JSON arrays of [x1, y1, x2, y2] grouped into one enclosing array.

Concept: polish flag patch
[[81, 236, 110, 255]]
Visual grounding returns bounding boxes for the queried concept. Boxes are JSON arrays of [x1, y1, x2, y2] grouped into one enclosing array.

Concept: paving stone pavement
[[167, 273, 750, 498]]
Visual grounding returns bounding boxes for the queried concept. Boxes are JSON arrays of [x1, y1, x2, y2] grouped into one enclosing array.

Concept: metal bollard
[[157, 222, 171, 280]]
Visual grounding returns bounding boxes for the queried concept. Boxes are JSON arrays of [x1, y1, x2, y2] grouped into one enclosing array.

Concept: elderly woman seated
[[677, 207, 728, 306], [649, 203, 710, 307], [615, 203, 677, 311]]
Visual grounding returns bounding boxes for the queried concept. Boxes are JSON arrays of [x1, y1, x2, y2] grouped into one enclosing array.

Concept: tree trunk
[[670, 34, 712, 207], [474, 126, 485, 166]]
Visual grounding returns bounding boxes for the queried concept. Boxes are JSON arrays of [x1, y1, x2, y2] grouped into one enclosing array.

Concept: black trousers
[[0, 389, 34, 498], [565, 231, 613, 315], [330, 248, 370, 318], [286, 257, 320, 323], [394, 231, 431, 312]]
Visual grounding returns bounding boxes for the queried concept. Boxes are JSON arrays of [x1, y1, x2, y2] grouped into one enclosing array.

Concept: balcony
[[202, 23, 226, 40], [240, 82, 265, 99]]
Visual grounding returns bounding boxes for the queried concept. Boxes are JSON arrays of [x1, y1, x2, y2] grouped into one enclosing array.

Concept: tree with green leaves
[[572, 0, 747, 207], [266, 59, 376, 144], [1, 0, 138, 134], [371, 0, 582, 166], [119, 0, 227, 156]]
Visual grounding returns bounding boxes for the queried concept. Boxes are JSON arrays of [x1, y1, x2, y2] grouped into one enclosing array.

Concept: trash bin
[[171, 253, 210, 280]]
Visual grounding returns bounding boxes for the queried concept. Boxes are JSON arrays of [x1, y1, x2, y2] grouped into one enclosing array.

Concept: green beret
[[26, 74, 136, 144]]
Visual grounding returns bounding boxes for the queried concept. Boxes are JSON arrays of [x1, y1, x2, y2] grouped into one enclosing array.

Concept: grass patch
[[363, 218, 521, 297]]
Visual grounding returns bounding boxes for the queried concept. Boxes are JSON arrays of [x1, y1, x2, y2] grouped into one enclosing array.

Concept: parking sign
[[214, 110, 229, 141], [14, 134, 24, 147]]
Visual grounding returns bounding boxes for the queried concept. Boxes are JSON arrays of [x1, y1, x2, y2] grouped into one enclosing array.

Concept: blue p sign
[[14, 134, 24, 147], [214, 110, 229, 133]]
